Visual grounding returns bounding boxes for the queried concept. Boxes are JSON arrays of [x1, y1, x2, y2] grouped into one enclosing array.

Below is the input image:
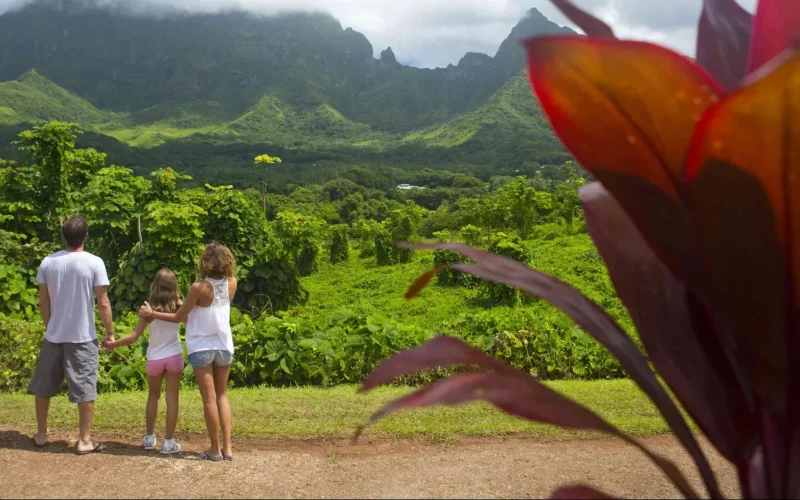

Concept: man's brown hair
[[62, 216, 88, 249]]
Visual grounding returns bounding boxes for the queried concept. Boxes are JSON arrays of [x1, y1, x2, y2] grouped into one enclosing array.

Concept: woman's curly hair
[[198, 241, 236, 279]]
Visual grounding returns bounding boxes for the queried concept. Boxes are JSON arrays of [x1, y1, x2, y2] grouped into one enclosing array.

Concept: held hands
[[101, 333, 116, 352], [139, 301, 153, 319]]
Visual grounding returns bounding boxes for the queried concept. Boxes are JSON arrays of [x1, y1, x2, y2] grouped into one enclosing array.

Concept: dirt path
[[0, 427, 738, 498]]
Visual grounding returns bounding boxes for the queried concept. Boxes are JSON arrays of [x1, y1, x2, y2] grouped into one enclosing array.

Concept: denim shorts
[[188, 350, 233, 368]]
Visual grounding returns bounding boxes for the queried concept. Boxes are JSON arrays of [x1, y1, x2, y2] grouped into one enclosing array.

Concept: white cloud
[[0, 0, 759, 68]]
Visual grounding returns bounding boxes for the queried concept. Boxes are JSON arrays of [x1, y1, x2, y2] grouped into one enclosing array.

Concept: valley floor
[[0, 430, 738, 498]]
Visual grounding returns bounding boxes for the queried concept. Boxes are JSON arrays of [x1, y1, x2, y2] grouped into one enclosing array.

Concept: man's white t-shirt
[[36, 250, 110, 344]]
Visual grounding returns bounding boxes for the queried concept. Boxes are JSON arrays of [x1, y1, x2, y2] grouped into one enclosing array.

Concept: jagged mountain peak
[[380, 47, 400, 67]]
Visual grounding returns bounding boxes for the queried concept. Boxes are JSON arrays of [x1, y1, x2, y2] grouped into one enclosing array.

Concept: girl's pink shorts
[[146, 353, 185, 377]]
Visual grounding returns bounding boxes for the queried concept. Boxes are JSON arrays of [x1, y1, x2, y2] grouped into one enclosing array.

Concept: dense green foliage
[[0, 121, 633, 393], [0, 122, 305, 317]]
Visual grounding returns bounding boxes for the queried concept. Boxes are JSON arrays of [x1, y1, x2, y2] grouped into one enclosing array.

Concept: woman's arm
[[139, 282, 203, 324], [228, 277, 238, 301], [105, 316, 147, 350]]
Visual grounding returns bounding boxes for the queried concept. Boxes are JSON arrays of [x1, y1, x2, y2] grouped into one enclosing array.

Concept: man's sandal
[[32, 429, 49, 447], [76, 442, 107, 455]]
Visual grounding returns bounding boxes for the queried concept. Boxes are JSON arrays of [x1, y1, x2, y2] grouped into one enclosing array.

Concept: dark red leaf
[[788, 427, 800, 497], [360, 335, 514, 392], [550, 485, 613, 499], [359, 370, 700, 499], [696, 0, 753, 91], [523, 36, 721, 282], [405, 265, 447, 299], [685, 51, 800, 414], [748, 0, 800, 74], [550, 0, 615, 38], [403, 242, 724, 496], [581, 182, 755, 494]]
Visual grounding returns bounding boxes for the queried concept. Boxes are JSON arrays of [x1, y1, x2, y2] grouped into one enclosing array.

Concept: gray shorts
[[28, 339, 99, 403]]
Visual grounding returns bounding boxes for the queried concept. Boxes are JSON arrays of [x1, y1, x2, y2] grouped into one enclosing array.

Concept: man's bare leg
[[33, 396, 49, 446], [76, 401, 96, 452]]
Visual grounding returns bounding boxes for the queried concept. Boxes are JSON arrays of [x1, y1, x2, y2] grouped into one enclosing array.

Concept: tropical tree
[[254, 154, 283, 212]]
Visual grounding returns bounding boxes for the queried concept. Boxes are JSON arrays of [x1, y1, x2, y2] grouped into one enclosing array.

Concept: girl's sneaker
[[143, 434, 157, 450], [160, 438, 181, 455]]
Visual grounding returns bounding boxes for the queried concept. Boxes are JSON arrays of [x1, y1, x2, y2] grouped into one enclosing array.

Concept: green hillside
[[0, 69, 115, 126], [404, 72, 556, 147]]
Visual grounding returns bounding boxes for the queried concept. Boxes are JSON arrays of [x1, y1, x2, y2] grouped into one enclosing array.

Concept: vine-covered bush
[[374, 228, 395, 266], [328, 224, 350, 264], [485, 232, 532, 305], [275, 211, 325, 277], [112, 201, 207, 313], [432, 249, 477, 287], [237, 251, 308, 314]]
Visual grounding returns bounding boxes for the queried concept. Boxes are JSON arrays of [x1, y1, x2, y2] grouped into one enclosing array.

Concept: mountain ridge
[[0, 1, 574, 178]]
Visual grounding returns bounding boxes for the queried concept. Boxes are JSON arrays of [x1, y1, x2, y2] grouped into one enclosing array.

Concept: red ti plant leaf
[[696, 0, 753, 91], [580, 183, 755, 484], [685, 49, 800, 413], [401, 242, 719, 497], [358, 340, 700, 499], [550, 485, 614, 499], [686, 49, 800, 496], [748, 0, 800, 74], [523, 36, 723, 282], [360, 335, 513, 392], [549, 0, 615, 38]]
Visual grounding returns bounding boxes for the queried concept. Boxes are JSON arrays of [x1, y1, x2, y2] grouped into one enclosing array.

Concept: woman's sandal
[[199, 450, 223, 462], [223, 455, 233, 461]]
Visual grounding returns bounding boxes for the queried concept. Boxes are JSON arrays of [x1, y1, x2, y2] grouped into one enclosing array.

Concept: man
[[29, 216, 114, 454]]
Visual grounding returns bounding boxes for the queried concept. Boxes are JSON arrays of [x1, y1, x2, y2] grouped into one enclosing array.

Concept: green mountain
[[0, 69, 115, 126], [0, 0, 574, 182]]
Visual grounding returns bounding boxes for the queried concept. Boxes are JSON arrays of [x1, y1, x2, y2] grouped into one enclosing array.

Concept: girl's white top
[[185, 276, 234, 355], [146, 319, 183, 361]]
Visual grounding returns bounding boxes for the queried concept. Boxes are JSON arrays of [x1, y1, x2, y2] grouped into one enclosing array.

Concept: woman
[[139, 241, 237, 461]]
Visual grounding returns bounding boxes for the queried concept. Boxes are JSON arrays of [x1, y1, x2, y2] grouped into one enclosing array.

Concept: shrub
[[328, 224, 350, 265], [432, 249, 476, 287], [374, 228, 395, 266], [485, 232, 531, 305], [0, 316, 43, 391]]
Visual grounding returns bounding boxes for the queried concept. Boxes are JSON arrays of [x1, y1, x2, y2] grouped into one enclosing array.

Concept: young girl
[[106, 268, 184, 454], [139, 241, 236, 462]]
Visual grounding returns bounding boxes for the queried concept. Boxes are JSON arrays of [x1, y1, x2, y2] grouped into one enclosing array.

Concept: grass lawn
[[0, 379, 682, 441]]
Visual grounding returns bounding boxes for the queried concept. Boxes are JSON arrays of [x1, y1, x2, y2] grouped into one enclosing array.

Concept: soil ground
[[0, 427, 738, 498]]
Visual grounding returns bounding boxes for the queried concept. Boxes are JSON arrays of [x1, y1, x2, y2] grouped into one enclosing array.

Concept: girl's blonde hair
[[148, 268, 181, 313], [198, 241, 236, 279]]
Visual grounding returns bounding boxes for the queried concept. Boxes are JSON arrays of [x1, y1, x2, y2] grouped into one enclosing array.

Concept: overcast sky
[[0, 0, 758, 68]]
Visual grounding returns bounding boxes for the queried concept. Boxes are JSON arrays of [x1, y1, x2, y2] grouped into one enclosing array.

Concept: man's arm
[[94, 285, 114, 343], [38, 284, 50, 327]]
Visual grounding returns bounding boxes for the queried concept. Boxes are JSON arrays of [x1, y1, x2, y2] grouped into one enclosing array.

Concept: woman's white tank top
[[185, 277, 234, 355], [146, 319, 183, 361]]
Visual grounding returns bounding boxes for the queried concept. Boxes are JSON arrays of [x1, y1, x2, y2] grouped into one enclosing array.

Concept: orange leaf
[[525, 36, 723, 192], [524, 36, 723, 278], [685, 49, 800, 411]]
